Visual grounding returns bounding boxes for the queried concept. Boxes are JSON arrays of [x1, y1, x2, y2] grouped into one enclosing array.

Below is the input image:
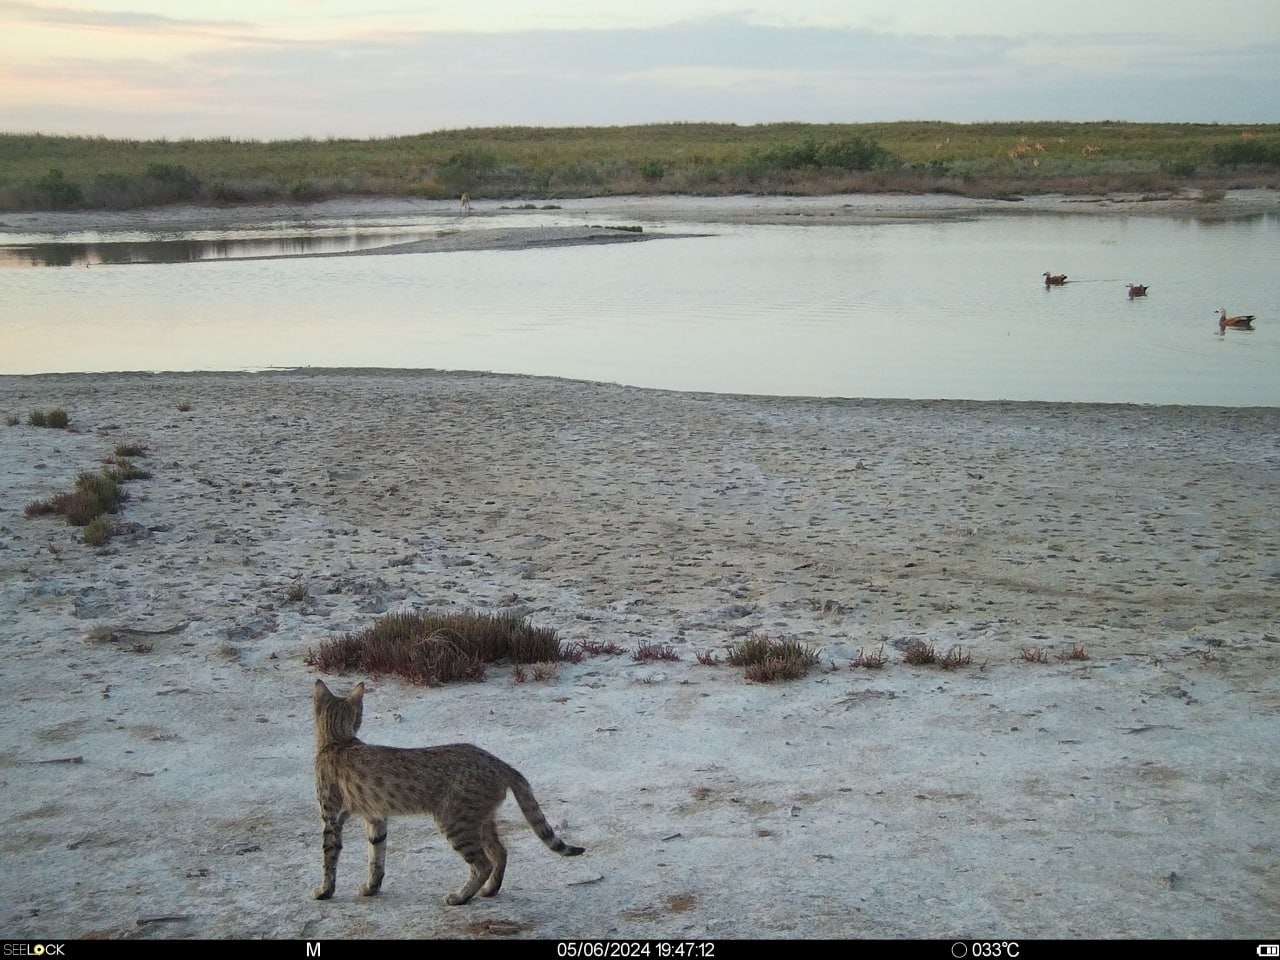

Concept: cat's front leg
[[312, 809, 348, 900]]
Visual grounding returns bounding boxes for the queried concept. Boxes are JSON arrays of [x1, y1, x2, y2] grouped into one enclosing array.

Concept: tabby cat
[[311, 679, 584, 905]]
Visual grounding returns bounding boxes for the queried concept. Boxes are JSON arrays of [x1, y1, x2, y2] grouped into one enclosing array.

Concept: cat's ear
[[314, 679, 331, 699], [349, 682, 366, 703]]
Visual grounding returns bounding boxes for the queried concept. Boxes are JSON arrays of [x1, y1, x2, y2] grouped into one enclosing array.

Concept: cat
[[311, 679, 584, 905]]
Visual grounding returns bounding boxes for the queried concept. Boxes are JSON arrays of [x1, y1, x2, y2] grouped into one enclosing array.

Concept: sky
[[0, 0, 1277, 140]]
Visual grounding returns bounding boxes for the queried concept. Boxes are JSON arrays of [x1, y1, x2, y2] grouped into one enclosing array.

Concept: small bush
[[114, 443, 148, 458], [574, 639, 625, 657], [1018, 646, 1051, 663], [639, 160, 666, 182], [632, 642, 680, 662], [1058, 644, 1089, 662], [531, 662, 558, 682], [939, 645, 971, 671], [27, 407, 69, 428], [695, 650, 720, 666], [23, 457, 149, 542], [144, 163, 202, 200], [903, 640, 937, 665], [106, 459, 152, 482], [851, 645, 888, 669], [4, 415, 17, 427], [30, 169, 83, 209], [305, 610, 563, 685], [727, 634, 820, 682], [74, 471, 123, 516], [1211, 139, 1280, 168], [290, 179, 318, 201], [83, 515, 113, 547]]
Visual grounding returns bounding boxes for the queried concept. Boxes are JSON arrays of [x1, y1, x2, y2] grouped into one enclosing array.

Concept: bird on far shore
[[1217, 308, 1256, 330], [1127, 283, 1148, 298], [1043, 272, 1067, 286]]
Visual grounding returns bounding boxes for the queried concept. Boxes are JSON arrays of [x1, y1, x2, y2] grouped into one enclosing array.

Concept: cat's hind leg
[[443, 826, 493, 905], [478, 818, 507, 897], [358, 816, 388, 896]]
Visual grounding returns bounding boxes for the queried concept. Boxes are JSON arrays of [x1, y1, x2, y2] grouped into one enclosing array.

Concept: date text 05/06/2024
[[557, 943, 715, 959]]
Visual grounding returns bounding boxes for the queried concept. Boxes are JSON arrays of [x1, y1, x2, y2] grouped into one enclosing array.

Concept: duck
[[1043, 272, 1067, 286], [1127, 283, 1148, 298], [1217, 308, 1256, 330]]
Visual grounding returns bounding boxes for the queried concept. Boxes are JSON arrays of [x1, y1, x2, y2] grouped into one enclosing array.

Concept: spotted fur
[[311, 679, 584, 905]]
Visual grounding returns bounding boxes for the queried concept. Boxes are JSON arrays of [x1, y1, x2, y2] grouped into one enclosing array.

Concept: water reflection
[[2, 211, 1276, 406], [0, 231, 432, 267]]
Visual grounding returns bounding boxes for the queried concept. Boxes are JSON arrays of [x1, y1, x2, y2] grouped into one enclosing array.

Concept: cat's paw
[[312, 885, 334, 900], [444, 892, 472, 906], [357, 883, 382, 897]]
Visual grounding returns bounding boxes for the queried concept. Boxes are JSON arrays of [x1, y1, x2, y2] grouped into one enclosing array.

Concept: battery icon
[[1258, 946, 1279, 957]]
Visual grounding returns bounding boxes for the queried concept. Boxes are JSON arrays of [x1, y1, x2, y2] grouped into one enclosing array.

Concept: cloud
[[2, 14, 1276, 138], [0, 0, 251, 33]]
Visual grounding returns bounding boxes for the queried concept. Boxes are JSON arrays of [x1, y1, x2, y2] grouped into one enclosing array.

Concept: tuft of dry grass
[[632, 642, 680, 662], [695, 649, 721, 666], [727, 633, 820, 682], [903, 640, 938, 666], [104, 457, 153, 482], [531, 662, 558, 682], [305, 610, 563, 685], [573, 639, 625, 657], [851, 645, 888, 669], [939, 645, 972, 671], [1018, 646, 1051, 663], [1057, 644, 1089, 661]]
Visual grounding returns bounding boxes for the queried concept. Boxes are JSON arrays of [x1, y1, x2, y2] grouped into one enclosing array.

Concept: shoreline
[[2, 189, 1276, 257], [7, 364, 1280, 412], [2, 369, 1277, 938]]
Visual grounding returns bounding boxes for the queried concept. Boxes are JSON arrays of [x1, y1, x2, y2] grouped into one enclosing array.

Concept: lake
[[2, 203, 1277, 406]]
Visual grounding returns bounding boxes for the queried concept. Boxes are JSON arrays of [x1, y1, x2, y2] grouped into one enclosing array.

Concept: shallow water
[[3, 210, 1277, 405]]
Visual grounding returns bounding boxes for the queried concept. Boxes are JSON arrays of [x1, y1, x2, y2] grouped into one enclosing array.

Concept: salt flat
[[2, 368, 1277, 940]]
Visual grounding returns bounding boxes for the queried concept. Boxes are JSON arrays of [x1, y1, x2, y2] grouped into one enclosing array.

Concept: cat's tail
[[510, 773, 585, 857]]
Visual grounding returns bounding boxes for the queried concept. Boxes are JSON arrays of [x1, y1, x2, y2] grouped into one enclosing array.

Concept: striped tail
[[510, 774, 585, 857]]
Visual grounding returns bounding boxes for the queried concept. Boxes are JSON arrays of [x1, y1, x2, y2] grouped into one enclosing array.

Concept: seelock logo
[[4, 946, 66, 956]]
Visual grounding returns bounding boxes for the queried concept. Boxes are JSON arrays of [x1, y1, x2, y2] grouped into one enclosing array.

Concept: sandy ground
[[4, 189, 1278, 260], [1, 369, 1278, 941]]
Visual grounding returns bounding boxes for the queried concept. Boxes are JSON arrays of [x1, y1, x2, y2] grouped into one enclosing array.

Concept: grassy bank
[[2, 121, 1278, 211]]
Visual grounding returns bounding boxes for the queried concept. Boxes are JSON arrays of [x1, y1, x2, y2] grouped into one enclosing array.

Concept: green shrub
[[1211, 139, 1280, 168], [144, 163, 202, 199], [28, 408, 69, 428], [726, 634, 820, 681], [639, 160, 666, 182], [30, 169, 83, 209], [816, 135, 899, 171], [83, 515, 113, 547]]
